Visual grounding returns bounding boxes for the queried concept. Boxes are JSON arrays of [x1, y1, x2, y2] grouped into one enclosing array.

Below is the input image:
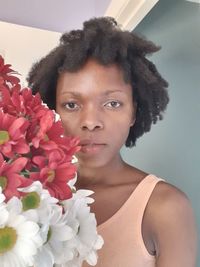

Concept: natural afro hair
[[27, 16, 169, 147]]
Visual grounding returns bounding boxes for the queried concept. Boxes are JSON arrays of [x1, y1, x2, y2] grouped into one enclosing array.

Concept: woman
[[27, 17, 197, 267]]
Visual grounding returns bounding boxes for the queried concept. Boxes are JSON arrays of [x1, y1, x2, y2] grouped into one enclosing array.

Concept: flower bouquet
[[0, 56, 103, 267]]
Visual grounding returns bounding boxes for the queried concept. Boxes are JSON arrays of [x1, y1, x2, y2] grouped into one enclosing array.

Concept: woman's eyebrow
[[59, 91, 82, 97], [61, 89, 125, 96], [59, 89, 126, 98], [103, 90, 126, 95]]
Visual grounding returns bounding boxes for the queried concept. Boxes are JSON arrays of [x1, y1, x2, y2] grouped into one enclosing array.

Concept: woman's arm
[[148, 182, 198, 267]]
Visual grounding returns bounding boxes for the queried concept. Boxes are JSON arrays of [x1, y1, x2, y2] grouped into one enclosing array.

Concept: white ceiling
[[0, 0, 111, 33]]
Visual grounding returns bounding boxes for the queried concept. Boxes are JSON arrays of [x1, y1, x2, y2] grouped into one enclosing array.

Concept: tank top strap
[[131, 174, 165, 232], [98, 174, 165, 231]]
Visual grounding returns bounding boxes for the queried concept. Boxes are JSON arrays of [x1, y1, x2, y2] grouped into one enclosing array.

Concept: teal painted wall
[[121, 0, 200, 264]]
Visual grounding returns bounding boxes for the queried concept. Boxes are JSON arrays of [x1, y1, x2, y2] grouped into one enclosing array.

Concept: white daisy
[[0, 197, 42, 267], [62, 190, 104, 266], [18, 181, 58, 224], [33, 204, 75, 267], [18, 181, 75, 266]]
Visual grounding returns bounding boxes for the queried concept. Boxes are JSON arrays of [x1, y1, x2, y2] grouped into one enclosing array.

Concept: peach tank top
[[82, 174, 164, 267]]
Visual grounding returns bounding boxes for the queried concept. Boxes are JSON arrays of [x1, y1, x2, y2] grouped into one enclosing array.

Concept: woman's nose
[[80, 106, 103, 131]]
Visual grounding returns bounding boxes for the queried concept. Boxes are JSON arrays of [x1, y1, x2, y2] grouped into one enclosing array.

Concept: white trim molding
[[105, 0, 159, 30], [185, 0, 200, 3]]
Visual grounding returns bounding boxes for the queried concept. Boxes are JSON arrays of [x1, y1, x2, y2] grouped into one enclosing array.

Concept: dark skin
[[56, 59, 197, 266]]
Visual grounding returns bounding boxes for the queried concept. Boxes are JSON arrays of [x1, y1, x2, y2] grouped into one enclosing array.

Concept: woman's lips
[[80, 143, 106, 154]]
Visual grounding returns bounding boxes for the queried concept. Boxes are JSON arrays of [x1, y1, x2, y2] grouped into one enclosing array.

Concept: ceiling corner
[[105, 0, 159, 30]]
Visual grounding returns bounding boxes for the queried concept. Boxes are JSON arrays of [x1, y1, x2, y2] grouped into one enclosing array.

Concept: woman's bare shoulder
[[145, 179, 197, 263], [148, 180, 194, 222], [152, 179, 189, 203]]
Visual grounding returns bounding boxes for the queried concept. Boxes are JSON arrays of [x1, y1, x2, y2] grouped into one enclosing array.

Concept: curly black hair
[[27, 16, 169, 147]]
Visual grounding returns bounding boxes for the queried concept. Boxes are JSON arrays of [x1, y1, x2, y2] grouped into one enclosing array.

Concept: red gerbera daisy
[[0, 111, 30, 158], [0, 153, 31, 200], [31, 149, 77, 200], [0, 55, 20, 86]]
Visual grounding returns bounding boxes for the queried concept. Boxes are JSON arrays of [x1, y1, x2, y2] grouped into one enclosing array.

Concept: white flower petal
[[39, 223, 50, 243], [0, 205, 9, 225], [23, 209, 39, 223], [0, 188, 6, 203], [34, 246, 54, 267], [8, 214, 26, 228], [94, 235, 104, 250], [17, 220, 40, 237], [52, 225, 74, 241], [18, 181, 43, 193], [85, 250, 98, 266], [7, 197, 22, 214]]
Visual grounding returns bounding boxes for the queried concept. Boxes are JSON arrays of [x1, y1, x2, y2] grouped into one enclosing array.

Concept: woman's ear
[[130, 116, 136, 127], [130, 102, 137, 127]]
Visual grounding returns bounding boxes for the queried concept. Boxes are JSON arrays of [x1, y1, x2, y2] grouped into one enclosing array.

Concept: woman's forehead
[[57, 60, 131, 90], [56, 74, 132, 99]]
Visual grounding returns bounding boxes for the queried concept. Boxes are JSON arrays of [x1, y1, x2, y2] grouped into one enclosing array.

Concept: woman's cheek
[[63, 118, 79, 136]]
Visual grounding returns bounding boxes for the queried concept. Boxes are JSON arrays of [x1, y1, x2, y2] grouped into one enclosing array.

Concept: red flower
[[32, 109, 56, 149], [0, 111, 30, 158], [0, 153, 32, 200], [0, 85, 48, 125], [33, 115, 80, 155], [0, 56, 80, 203], [31, 149, 77, 200], [0, 55, 20, 86]]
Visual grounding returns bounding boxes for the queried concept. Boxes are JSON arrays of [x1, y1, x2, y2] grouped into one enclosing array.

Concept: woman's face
[[56, 59, 135, 168]]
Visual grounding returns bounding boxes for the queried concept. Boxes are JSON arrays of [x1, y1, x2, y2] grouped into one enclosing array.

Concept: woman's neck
[[75, 154, 128, 189]]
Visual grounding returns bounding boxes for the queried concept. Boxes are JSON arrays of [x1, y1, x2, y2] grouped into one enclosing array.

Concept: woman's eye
[[64, 102, 79, 110], [104, 101, 121, 108]]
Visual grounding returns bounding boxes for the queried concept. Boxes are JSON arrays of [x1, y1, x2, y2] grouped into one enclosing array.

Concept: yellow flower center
[[22, 192, 40, 211], [47, 170, 55, 183], [0, 131, 10, 145], [0, 226, 17, 254], [0, 176, 7, 191], [44, 134, 49, 141]]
